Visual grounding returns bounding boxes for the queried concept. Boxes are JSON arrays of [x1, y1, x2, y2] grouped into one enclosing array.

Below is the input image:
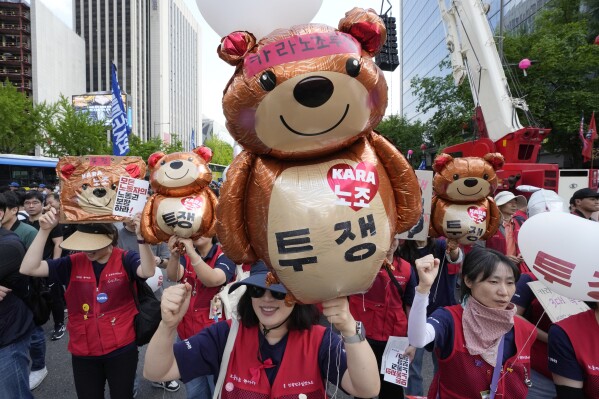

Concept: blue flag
[[191, 128, 196, 150], [111, 63, 130, 156], [418, 159, 426, 170]]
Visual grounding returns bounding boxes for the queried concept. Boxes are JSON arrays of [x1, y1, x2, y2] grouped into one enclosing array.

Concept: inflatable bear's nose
[[170, 161, 183, 170], [293, 76, 334, 108], [464, 178, 478, 188], [93, 188, 107, 198]]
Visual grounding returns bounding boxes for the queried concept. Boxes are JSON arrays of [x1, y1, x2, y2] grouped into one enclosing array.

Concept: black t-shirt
[[24, 220, 63, 260], [0, 228, 34, 348]]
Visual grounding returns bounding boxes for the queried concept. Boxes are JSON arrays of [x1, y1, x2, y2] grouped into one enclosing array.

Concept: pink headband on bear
[[242, 31, 362, 77]]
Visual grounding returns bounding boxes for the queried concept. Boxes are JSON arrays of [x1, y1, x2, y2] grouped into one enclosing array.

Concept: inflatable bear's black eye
[[259, 71, 276, 91], [111, 184, 117, 190], [345, 58, 361, 77], [160, 160, 166, 166], [82, 184, 88, 190], [453, 174, 459, 180], [483, 173, 489, 180]]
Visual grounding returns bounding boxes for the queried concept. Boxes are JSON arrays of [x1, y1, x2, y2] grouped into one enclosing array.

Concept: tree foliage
[[38, 95, 111, 157], [203, 136, 233, 166], [376, 114, 428, 166], [128, 134, 184, 162], [502, 2, 599, 162], [408, 1, 599, 166], [0, 81, 43, 154], [410, 61, 474, 148]]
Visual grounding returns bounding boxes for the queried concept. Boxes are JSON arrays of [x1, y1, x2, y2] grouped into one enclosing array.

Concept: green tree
[[128, 134, 184, 162], [204, 136, 233, 166], [39, 95, 111, 156], [410, 61, 474, 148], [502, 4, 599, 163], [0, 81, 43, 154]]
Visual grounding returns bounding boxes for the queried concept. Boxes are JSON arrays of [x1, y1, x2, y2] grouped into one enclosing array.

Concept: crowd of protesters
[[1, 180, 598, 399]]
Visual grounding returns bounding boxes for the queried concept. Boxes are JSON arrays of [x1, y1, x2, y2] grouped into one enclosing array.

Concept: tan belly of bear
[[440, 202, 490, 245], [154, 195, 211, 238], [255, 159, 393, 303]]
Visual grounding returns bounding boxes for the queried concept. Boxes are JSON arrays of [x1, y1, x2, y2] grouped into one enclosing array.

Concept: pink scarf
[[462, 296, 516, 365]]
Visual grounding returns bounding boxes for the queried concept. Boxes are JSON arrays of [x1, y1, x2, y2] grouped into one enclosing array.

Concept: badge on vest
[[97, 293, 108, 303], [480, 391, 490, 399]]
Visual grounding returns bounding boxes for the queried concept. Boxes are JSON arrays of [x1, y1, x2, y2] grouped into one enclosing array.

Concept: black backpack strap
[[383, 259, 404, 298]]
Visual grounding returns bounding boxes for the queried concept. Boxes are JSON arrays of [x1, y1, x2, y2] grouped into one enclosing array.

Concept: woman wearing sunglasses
[[144, 261, 381, 399]]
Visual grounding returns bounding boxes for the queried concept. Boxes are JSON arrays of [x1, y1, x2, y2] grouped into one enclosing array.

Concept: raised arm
[[322, 297, 380, 398], [407, 254, 439, 348], [178, 238, 226, 287], [20, 208, 56, 277], [368, 133, 422, 234], [134, 212, 158, 278], [144, 283, 191, 382]]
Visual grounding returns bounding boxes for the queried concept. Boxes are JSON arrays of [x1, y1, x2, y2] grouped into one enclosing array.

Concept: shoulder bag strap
[[213, 318, 239, 399]]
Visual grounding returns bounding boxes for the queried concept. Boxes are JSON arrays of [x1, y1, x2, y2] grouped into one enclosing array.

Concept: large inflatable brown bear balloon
[[429, 153, 504, 245], [216, 8, 422, 303]]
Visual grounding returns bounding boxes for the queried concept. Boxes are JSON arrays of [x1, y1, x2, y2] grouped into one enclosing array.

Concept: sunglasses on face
[[248, 285, 286, 300]]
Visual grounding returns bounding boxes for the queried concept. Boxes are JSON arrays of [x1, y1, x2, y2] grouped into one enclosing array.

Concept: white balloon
[[518, 212, 599, 301], [146, 267, 164, 293], [196, 0, 323, 39], [527, 189, 566, 218], [516, 185, 541, 193]]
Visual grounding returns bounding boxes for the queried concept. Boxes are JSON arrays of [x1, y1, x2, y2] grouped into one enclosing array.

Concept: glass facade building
[[400, 0, 550, 122]]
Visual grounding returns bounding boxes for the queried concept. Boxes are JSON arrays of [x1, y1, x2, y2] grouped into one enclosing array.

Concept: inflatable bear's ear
[[338, 7, 386, 57], [148, 152, 166, 169], [60, 163, 76, 179], [125, 164, 142, 178], [217, 31, 257, 66], [484, 153, 505, 171], [194, 146, 213, 163], [433, 153, 454, 173]]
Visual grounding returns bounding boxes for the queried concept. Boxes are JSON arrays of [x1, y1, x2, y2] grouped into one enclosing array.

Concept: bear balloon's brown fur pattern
[[429, 153, 504, 245], [215, 8, 422, 303], [140, 146, 217, 244]]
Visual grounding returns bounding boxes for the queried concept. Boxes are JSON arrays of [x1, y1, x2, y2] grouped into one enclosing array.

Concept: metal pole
[[498, 0, 504, 60]]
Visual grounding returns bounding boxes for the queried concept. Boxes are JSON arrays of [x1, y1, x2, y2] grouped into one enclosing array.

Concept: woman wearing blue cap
[[144, 261, 381, 398]]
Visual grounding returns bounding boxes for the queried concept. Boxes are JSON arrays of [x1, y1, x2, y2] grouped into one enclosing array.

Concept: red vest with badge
[[65, 247, 138, 356], [177, 245, 224, 339], [221, 323, 326, 399], [556, 309, 599, 397], [429, 305, 536, 399], [349, 256, 411, 341]]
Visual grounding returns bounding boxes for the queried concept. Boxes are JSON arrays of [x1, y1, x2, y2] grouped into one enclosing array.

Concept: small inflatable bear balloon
[[215, 8, 422, 304], [429, 153, 504, 245], [140, 146, 218, 244]]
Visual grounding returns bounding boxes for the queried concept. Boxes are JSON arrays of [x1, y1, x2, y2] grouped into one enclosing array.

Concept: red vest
[[429, 305, 536, 399], [65, 247, 138, 356], [349, 256, 411, 340], [556, 309, 599, 397], [177, 245, 224, 339], [485, 220, 529, 273], [221, 322, 326, 399]]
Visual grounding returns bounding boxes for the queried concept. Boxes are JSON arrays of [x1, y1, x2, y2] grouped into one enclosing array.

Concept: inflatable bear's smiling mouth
[[280, 104, 350, 136]]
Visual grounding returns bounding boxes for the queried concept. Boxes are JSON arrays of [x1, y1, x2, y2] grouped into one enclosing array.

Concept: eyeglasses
[[248, 285, 286, 300], [24, 201, 42, 206]]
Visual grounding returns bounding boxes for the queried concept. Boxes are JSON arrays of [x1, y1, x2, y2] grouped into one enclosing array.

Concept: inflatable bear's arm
[[216, 151, 258, 264], [368, 132, 422, 234], [481, 197, 501, 240], [428, 196, 442, 238]]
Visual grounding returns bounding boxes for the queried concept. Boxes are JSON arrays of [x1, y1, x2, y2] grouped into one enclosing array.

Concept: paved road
[[33, 275, 433, 398]]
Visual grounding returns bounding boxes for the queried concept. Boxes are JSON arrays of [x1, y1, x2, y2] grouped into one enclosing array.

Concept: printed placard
[[528, 280, 590, 322], [397, 170, 433, 241], [112, 176, 150, 217], [381, 336, 410, 387]]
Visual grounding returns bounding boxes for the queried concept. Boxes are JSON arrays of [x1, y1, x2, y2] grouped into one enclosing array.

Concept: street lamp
[[153, 122, 170, 138]]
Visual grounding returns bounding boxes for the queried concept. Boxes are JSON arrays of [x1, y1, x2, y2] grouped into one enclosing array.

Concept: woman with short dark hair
[[408, 248, 536, 398], [144, 262, 381, 398]]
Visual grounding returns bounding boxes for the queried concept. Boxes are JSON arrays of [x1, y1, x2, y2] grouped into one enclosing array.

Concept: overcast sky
[[39, 0, 401, 132]]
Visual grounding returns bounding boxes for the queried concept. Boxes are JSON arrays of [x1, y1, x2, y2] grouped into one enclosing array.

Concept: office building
[[0, 0, 32, 95], [149, 0, 201, 150], [400, 0, 550, 121], [73, 0, 150, 139]]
